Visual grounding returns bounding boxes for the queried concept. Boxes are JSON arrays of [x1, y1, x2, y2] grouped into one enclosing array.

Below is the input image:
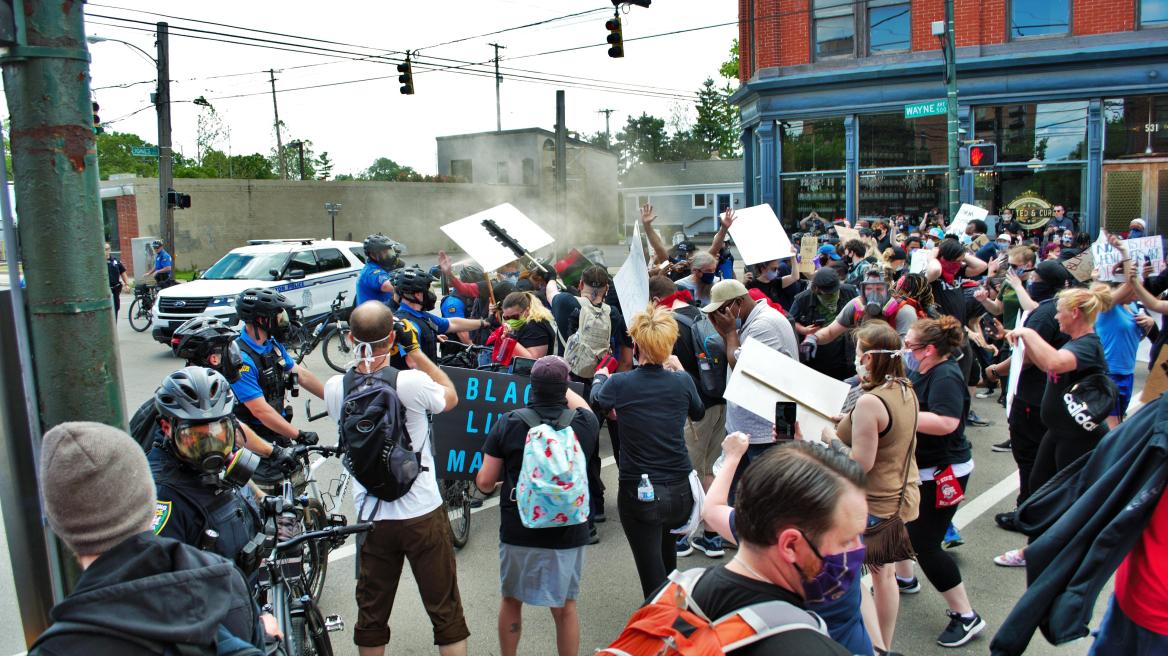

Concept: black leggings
[[1029, 430, 1102, 497], [906, 475, 970, 594], [617, 477, 693, 598]]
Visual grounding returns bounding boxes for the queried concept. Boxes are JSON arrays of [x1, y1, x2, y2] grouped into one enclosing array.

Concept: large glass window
[[782, 173, 847, 231], [974, 102, 1088, 163], [1143, 0, 1168, 28], [1011, 0, 1070, 39], [858, 170, 948, 223], [869, 0, 911, 53], [814, 0, 854, 59], [859, 113, 948, 168], [781, 118, 846, 172], [972, 164, 1086, 231], [1104, 96, 1168, 158]]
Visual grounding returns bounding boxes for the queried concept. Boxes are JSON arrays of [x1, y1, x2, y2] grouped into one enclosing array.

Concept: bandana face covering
[[939, 260, 963, 285], [798, 531, 867, 605]]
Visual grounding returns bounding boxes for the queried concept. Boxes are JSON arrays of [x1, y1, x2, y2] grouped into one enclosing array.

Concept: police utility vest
[[391, 309, 440, 368], [234, 339, 289, 429]]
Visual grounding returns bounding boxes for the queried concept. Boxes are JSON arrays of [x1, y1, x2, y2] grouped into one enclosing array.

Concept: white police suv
[[150, 239, 366, 345]]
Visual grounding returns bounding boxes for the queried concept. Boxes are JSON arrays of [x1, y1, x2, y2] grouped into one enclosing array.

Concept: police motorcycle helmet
[[858, 269, 897, 319], [391, 267, 437, 309], [171, 316, 245, 383], [235, 287, 295, 342], [155, 367, 258, 487], [364, 233, 405, 270]]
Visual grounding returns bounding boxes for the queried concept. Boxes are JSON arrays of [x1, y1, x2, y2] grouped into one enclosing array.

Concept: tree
[[267, 121, 320, 179], [719, 39, 740, 81], [360, 157, 415, 181], [613, 113, 671, 174], [96, 131, 160, 179], [692, 78, 740, 158], [316, 151, 334, 180], [195, 108, 227, 166]]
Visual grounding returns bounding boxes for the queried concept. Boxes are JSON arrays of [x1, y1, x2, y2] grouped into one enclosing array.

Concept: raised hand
[[437, 250, 453, 274], [640, 204, 657, 225]]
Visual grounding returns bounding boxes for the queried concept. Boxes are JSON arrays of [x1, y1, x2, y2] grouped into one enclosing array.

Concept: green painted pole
[[1, 0, 127, 596], [946, 0, 959, 220]]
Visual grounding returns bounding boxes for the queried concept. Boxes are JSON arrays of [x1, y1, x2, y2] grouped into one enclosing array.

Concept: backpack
[[339, 368, 425, 505], [560, 296, 612, 378], [31, 621, 262, 656], [130, 397, 162, 453], [513, 408, 590, 528], [599, 568, 829, 656], [671, 311, 728, 399]]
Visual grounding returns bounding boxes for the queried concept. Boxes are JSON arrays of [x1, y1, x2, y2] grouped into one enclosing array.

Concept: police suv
[[150, 239, 366, 345]]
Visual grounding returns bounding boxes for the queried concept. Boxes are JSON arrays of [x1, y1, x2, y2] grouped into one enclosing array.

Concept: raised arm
[[639, 204, 671, 266], [708, 209, 735, 256]]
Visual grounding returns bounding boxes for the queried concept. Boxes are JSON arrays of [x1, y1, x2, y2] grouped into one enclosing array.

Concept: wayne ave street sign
[[131, 146, 159, 157], [904, 101, 947, 118]]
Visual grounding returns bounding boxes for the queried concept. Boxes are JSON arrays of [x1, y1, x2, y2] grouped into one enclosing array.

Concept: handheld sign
[[1092, 235, 1125, 282], [1127, 236, 1165, 279], [1062, 249, 1095, 283], [726, 204, 792, 266], [1005, 310, 1027, 418], [614, 219, 650, 316], [909, 249, 929, 274], [947, 203, 989, 236], [799, 236, 818, 274], [432, 367, 584, 481], [835, 226, 861, 245], [440, 204, 554, 273]]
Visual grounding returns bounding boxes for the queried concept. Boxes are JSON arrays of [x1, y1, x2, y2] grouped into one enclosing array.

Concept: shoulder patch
[[151, 501, 172, 535], [239, 364, 251, 373]]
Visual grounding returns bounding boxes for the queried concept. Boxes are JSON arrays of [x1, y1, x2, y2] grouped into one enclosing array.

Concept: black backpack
[[339, 368, 426, 505], [671, 310, 728, 399], [129, 397, 162, 453]]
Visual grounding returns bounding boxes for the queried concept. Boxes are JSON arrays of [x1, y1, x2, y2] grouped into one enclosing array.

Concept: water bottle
[[313, 322, 325, 337], [637, 474, 655, 502]]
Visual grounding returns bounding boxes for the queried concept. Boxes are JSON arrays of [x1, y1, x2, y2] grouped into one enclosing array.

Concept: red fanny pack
[[934, 465, 965, 508]]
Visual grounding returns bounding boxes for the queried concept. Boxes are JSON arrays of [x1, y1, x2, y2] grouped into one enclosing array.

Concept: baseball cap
[[817, 244, 841, 261], [1132, 218, 1147, 229], [888, 246, 908, 261], [812, 267, 841, 295], [701, 279, 749, 314]]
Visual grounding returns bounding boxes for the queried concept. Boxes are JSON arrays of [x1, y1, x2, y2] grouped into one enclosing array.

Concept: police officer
[[232, 288, 325, 488], [389, 267, 490, 369], [149, 367, 264, 573], [356, 233, 404, 306], [105, 242, 132, 319], [144, 239, 176, 289]]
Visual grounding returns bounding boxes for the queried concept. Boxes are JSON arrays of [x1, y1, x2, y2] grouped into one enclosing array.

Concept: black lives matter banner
[[432, 367, 584, 481]]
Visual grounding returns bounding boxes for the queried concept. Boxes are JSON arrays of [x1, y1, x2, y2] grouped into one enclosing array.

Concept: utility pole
[[288, 141, 305, 180], [945, 0, 959, 220], [156, 22, 175, 256], [555, 91, 567, 254], [2, 0, 127, 616], [597, 108, 615, 148], [268, 69, 285, 180], [489, 43, 506, 131]]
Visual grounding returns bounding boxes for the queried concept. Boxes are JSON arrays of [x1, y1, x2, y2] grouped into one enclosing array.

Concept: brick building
[[733, 0, 1168, 236]]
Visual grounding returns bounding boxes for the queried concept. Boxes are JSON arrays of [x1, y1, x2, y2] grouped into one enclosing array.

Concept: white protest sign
[[1128, 236, 1165, 279], [910, 249, 929, 274], [946, 203, 989, 236], [1092, 235, 1125, 282], [726, 204, 793, 266], [439, 203, 554, 273], [1006, 310, 1028, 418], [614, 219, 650, 317], [724, 337, 852, 442]]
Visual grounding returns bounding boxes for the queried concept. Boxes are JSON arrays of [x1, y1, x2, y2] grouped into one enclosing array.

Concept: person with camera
[[323, 301, 469, 656], [231, 288, 325, 490], [357, 234, 405, 307], [30, 422, 278, 655]]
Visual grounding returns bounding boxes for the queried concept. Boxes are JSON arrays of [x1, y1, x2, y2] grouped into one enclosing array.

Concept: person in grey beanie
[[29, 422, 277, 656]]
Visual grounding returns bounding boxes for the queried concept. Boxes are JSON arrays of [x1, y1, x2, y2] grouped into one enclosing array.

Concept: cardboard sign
[[909, 249, 929, 274], [1141, 347, 1168, 404], [440, 203, 554, 273], [1128, 236, 1165, 279], [432, 367, 585, 481], [799, 236, 818, 274], [1006, 310, 1027, 418], [1092, 236, 1125, 283], [835, 226, 861, 245], [726, 204, 792, 266], [1062, 249, 1095, 283], [614, 219, 650, 317], [947, 203, 989, 236]]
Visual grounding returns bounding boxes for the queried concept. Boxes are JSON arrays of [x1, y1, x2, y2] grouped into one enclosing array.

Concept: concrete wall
[[112, 177, 618, 271], [437, 132, 544, 185]]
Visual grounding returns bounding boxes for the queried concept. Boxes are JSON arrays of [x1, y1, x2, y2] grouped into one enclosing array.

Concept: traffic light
[[606, 14, 623, 58], [167, 188, 191, 209], [397, 55, 414, 95], [92, 101, 103, 135]]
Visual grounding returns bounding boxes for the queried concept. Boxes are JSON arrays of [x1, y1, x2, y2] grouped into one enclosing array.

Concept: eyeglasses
[[903, 343, 927, 352]]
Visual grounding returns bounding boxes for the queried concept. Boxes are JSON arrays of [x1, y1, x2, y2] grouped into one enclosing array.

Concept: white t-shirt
[[325, 368, 447, 521]]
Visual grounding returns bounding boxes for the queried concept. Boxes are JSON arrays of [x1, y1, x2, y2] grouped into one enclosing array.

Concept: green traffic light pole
[[1, 0, 127, 617], [945, 0, 959, 220]]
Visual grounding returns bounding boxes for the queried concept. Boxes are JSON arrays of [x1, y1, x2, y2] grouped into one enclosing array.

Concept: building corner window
[[1010, 0, 1070, 39], [813, 0, 855, 59]]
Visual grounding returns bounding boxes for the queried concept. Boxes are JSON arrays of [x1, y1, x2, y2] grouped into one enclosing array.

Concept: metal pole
[[490, 43, 506, 132], [555, 90, 567, 256], [156, 22, 174, 256], [269, 69, 285, 180], [945, 0, 959, 220], [2, 0, 128, 608], [297, 142, 305, 180], [598, 109, 614, 148]]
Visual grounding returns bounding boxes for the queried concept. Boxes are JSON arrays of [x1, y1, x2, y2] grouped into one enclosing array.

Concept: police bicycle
[[284, 291, 354, 374], [127, 284, 156, 332], [253, 478, 372, 656]]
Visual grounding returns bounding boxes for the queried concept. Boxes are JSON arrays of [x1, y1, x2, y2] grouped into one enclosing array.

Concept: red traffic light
[[969, 143, 996, 167], [605, 18, 619, 30]]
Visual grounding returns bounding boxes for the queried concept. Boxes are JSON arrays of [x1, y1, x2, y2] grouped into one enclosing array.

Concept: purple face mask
[[799, 531, 867, 605]]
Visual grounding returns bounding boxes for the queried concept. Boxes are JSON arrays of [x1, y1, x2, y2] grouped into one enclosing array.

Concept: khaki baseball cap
[[701, 279, 749, 314]]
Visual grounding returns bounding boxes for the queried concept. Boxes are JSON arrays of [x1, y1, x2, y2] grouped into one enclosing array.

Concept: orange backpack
[[599, 568, 829, 656]]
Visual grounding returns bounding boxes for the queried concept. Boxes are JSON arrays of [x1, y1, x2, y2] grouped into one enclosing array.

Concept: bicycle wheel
[[304, 599, 335, 656], [127, 298, 151, 332], [321, 327, 352, 373], [285, 321, 307, 362], [302, 499, 329, 602], [444, 480, 472, 548]]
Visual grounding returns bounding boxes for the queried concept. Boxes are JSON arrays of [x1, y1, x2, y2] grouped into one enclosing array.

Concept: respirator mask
[[170, 418, 257, 488], [861, 281, 893, 318], [214, 342, 244, 384]]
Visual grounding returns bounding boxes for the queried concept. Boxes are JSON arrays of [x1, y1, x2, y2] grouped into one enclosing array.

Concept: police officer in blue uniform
[[145, 239, 176, 289], [231, 287, 325, 490], [356, 234, 404, 307], [149, 367, 265, 574], [389, 267, 491, 369]]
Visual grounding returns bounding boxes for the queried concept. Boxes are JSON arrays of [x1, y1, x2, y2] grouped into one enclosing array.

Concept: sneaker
[[966, 410, 989, 427], [976, 387, 997, 398], [994, 549, 1026, 567], [594, 512, 607, 523], [676, 535, 693, 557], [589, 530, 600, 546], [943, 524, 964, 549], [896, 576, 921, 594], [937, 610, 986, 647], [995, 512, 1021, 532], [691, 534, 725, 558], [992, 440, 1013, 452], [470, 498, 484, 509]]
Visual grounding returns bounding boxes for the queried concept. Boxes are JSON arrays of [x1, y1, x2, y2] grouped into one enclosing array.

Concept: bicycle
[[127, 284, 156, 332], [285, 291, 353, 374]]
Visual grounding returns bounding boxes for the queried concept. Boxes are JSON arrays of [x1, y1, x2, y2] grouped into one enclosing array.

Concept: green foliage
[[719, 39, 740, 81], [692, 78, 740, 158], [361, 157, 415, 181], [96, 131, 160, 179], [316, 151, 334, 180], [267, 121, 321, 179]]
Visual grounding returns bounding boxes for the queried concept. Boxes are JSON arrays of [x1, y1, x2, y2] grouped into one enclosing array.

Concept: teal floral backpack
[[512, 408, 590, 528]]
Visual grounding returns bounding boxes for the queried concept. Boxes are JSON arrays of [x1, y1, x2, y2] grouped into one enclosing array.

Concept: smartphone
[[511, 357, 536, 377], [775, 402, 797, 441]]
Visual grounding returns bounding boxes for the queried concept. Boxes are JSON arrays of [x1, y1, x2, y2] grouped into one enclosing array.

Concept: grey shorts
[[499, 543, 585, 607]]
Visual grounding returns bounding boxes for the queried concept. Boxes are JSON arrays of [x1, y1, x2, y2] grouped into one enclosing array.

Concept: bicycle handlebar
[[276, 522, 373, 553], [305, 400, 329, 422], [293, 444, 343, 459]]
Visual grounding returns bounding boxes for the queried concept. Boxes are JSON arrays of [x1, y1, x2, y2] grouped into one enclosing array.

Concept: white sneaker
[[993, 549, 1026, 567]]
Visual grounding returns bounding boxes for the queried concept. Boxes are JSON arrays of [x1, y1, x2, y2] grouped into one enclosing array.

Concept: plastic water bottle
[[637, 474, 655, 501]]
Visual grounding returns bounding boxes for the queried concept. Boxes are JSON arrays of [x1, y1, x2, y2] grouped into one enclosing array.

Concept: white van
[[150, 239, 366, 345]]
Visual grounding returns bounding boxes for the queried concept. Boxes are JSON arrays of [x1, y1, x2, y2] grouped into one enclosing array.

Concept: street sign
[[904, 101, 947, 119], [131, 146, 159, 157]]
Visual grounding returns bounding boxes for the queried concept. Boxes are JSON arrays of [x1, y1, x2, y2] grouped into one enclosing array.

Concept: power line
[[416, 6, 610, 51]]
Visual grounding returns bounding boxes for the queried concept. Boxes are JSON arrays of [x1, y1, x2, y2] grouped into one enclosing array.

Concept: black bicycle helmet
[[235, 287, 295, 323], [155, 367, 237, 474], [171, 317, 245, 383], [364, 233, 405, 267], [390, 267, 435, 297], [459, 264, 485, 283]]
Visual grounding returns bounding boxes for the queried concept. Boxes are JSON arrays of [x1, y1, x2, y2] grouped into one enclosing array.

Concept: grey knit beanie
[[39, 422, 156, 555]]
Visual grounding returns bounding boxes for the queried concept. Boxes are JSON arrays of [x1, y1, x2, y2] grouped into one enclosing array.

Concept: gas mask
[[169, 418, 256, 488], [214, 342, 244, 384], [261, 310, 291, 343], [422, 289, 437, 312], [861, 282, 893, 318]]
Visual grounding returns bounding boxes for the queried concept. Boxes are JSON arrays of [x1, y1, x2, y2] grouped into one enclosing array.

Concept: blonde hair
[[627, 304, 679, 364], [501, 291, 553, 323], [1007, 245, 1036, 266], [1060, 285, 1114, 322]]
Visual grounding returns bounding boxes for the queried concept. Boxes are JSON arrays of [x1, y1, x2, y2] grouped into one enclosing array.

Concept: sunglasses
[[502, 312, 523, 321]]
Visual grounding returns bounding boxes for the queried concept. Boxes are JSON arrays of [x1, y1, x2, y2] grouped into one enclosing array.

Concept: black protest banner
[[433, 366, 584, 481]]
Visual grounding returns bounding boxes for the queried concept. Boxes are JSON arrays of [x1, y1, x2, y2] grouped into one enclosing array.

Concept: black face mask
[[422, 290, 437, 312], [1028, 279, 1055, 302]]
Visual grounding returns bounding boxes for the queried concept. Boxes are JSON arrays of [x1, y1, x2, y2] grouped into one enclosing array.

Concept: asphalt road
[[0, 263, 1142, 656]]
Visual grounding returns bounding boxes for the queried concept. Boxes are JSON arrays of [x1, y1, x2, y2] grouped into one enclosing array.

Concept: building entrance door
[[1102, 161, 1168, 235]]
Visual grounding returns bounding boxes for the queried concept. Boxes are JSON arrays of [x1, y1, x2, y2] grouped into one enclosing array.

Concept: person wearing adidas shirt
[[474, 355, 599, 656], [322, 301, 469, 656]]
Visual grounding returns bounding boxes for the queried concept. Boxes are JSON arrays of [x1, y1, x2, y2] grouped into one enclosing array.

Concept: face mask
[[504, 316, 527, 331], [903, 348, 922, 372], [215, 342, 244, 384], [700, 271, 717, 284], [170, 418, 238, 477], [501, 272, 519, 284], [799, 532, 867, 605], [266, 311, 291, 343], [1027, 279, 1055, 302], [758, 269, 775, 282], [862, 285, 890, 317], [422, 289, 437, 312], [855, 354, 869, 381]]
